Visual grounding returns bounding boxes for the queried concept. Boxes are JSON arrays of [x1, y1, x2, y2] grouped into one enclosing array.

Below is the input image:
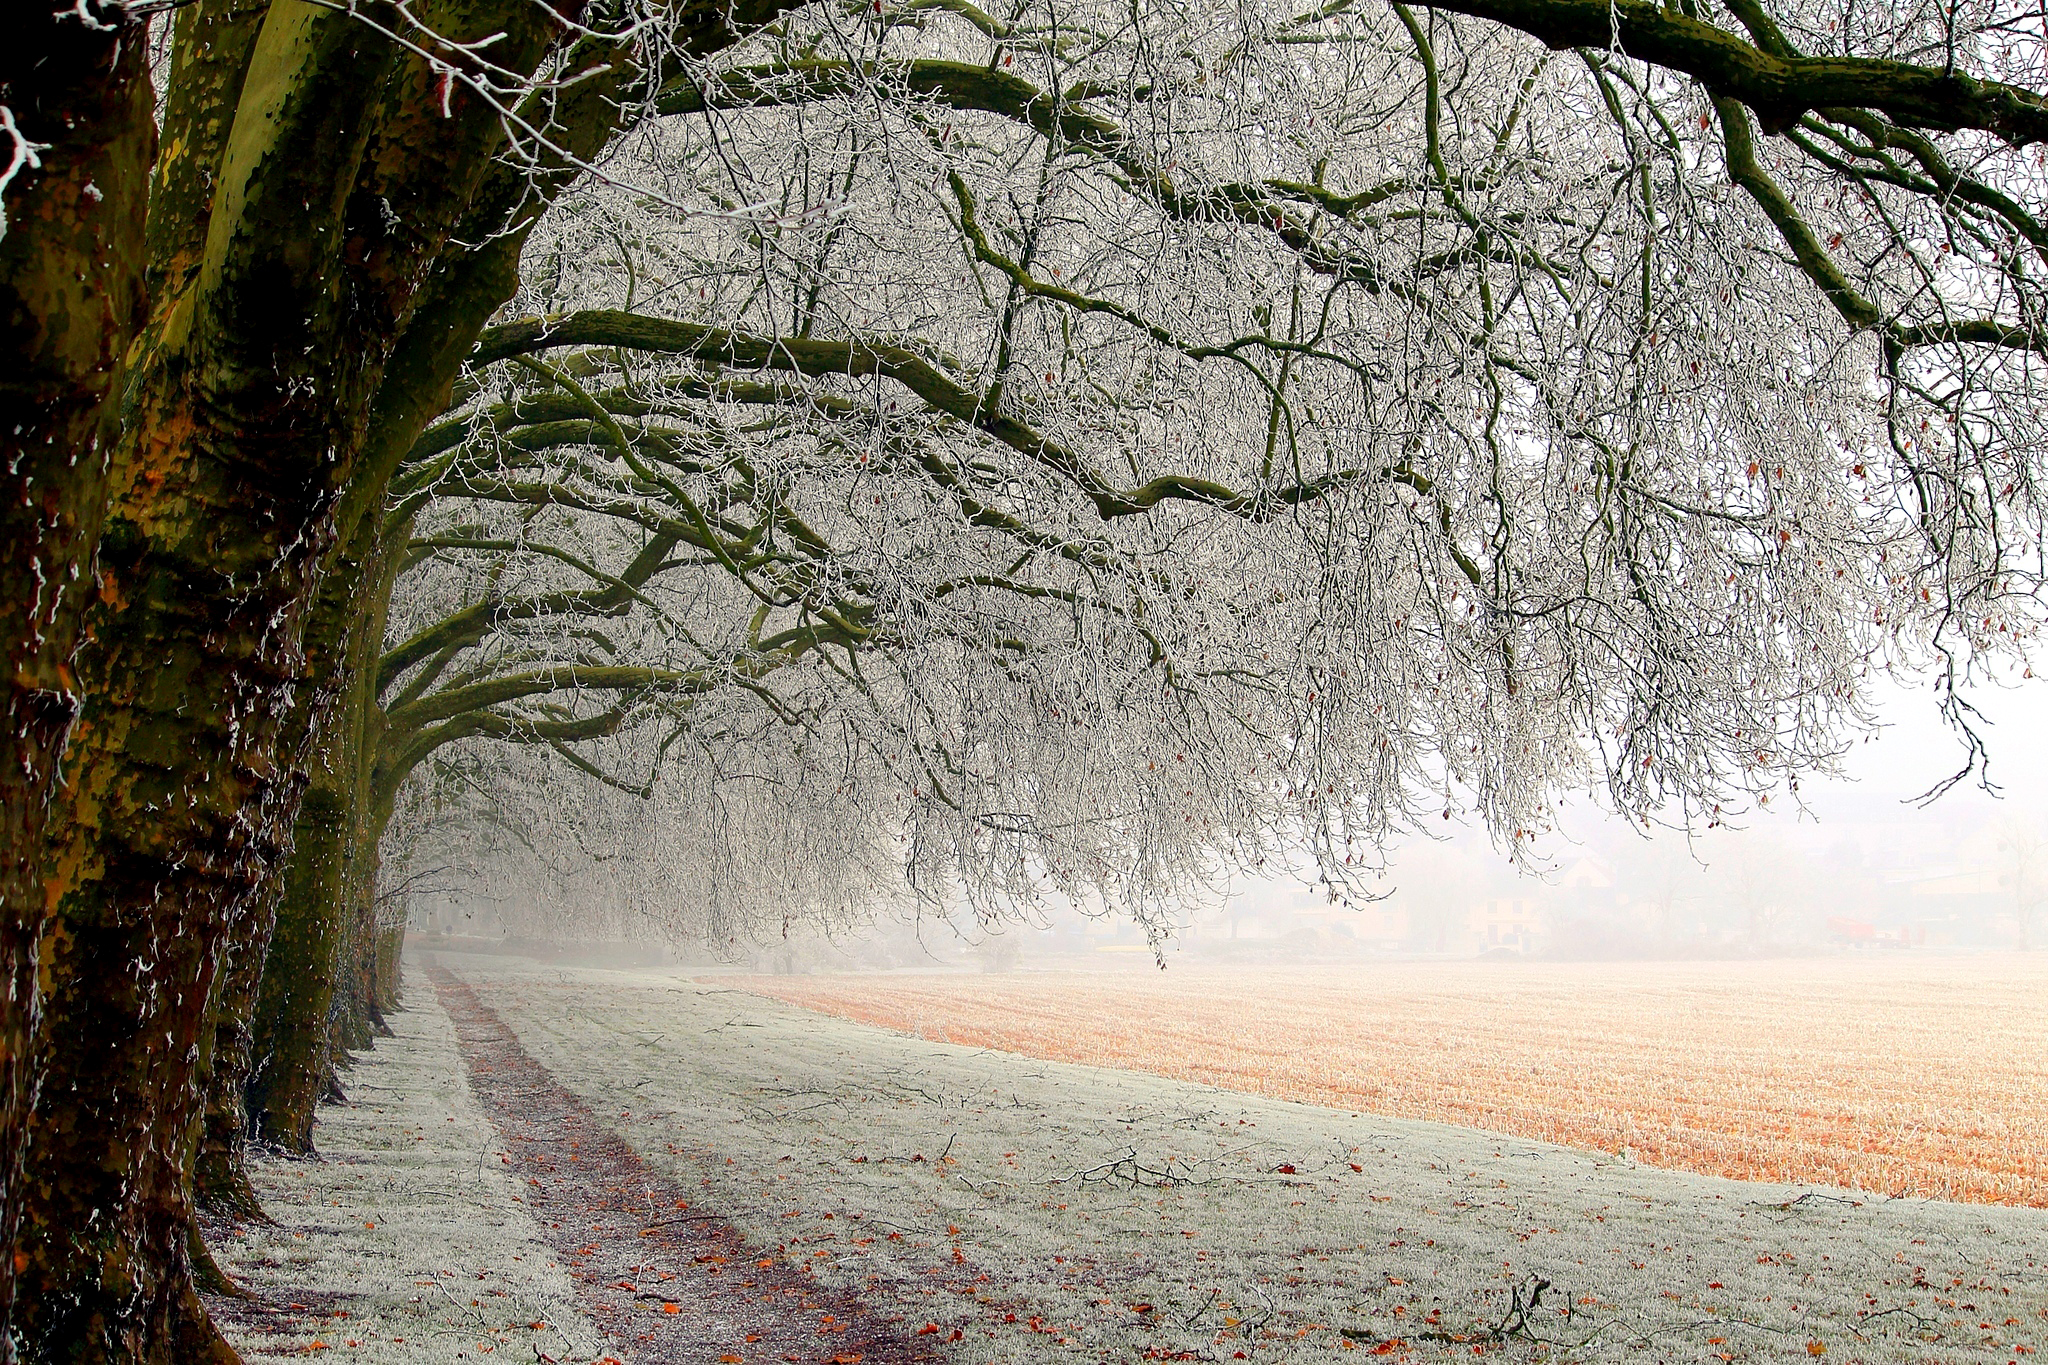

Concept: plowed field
[[741, 954, 2048, 1207]]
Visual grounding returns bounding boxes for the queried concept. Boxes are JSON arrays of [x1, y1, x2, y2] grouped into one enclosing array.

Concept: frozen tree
[[9, 0, 2048, 1357], [376, 0, 2048, 928]]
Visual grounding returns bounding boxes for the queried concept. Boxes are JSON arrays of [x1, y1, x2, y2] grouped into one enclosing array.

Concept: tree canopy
[[385, 0, 2048, 929]]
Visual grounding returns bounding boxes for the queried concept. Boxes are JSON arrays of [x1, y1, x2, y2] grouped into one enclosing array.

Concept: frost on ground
[[743, 957, 2048, 1207], [423, 961, 939, 1365], [429, 953, 2047, 1365], [205, 978, 608, 1363]]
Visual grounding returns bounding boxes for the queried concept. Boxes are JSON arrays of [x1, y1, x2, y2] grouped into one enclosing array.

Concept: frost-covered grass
[[452, 954, 2048, 1365], [208, 977, 610, 1363], [747, 956, 2048, 1208]]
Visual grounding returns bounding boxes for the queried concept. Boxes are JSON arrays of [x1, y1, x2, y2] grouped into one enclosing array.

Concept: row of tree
[[7, 0, 2048, 1358]]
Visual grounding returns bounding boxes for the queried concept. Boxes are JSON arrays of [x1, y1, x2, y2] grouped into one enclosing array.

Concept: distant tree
[[1995, 818, 2048, 948], [1725, 834, 1814, 945], [1612, 833, 1702, 945]]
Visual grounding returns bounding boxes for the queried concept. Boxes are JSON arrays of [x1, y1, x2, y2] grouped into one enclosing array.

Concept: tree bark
[[374, 925, 405, 1014], [15, 3, 575, 1356], [247, 785, 352, 1154], [191, 901, 277, 1226], [0, 11, 155, 1356], [247, 507, 395, 1152]]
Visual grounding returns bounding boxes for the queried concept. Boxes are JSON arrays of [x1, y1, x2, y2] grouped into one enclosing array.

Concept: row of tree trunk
[[0, 0, 700, 1356]]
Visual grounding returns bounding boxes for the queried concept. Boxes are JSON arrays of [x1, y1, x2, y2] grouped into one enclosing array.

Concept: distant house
[[1279, 898, 1407, 947], [1470, 896, 1544, 953]]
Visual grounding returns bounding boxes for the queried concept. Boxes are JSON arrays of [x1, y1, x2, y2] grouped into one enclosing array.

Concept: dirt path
[[426, 962, 938, 1365]]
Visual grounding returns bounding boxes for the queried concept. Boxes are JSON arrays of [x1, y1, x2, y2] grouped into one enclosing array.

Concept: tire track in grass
[[428, 962, 939, 1365]]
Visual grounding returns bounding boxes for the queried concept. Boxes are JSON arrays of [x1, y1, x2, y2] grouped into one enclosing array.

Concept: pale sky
[[1217, 672, 2048, 922]]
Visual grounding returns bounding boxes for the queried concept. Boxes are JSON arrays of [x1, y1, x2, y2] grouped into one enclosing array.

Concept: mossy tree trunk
[[190, 898, 280, 1226], [15, 3, 580, 1357], [247, 518, 396, 1152], [0, 11, 155, 1357], [374, 925, 405, 1014]]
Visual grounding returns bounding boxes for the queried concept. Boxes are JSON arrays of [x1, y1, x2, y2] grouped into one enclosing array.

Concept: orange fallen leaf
[[662, 1304, 680, 1315], [1806, 1343, 1827, 1357]]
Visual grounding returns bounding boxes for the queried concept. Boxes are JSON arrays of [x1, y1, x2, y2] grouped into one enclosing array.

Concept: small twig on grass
[[1854, 1304, 1943, 1339], [1243, 1281, 1276, 1338], [1751, 1191, 1864, 1213], [1650, 1314, 1801, 1341], [636, 1214, 726, 1233], [429, 1278, 491, 1329], [1493, 1274, 1553, 1340], [1181, 1287, 1222, 1329], [1054, 1146, 1206, 1190], [1343, 1274, 1562, 1349]]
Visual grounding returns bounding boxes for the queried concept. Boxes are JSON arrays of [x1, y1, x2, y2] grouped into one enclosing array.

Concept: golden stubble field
[[741, 953, 2048, 1208]]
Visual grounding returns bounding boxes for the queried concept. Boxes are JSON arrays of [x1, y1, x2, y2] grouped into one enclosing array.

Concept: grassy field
[[740, 953, 2048, 1208], [216, 954, 2048, 1363]]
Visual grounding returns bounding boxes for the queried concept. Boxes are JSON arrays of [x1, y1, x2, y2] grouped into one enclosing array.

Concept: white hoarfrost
[[208, 975, 609, 1364], [392, 953, 2045, 1365]]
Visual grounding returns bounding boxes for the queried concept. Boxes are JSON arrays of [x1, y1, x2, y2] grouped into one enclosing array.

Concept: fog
[[407, 678, 2048, 969], [1195, 677, 2048, 963]]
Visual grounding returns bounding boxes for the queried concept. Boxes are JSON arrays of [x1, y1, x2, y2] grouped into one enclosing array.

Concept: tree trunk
[[329, 883, 378, 1057], [246, 508, 395, 1152], [0, 12, 155, 1356], [15, 3, 576, 1354], [247, 786, 353, 1154], [374, 925, 405, 1014], [191, 907, 277, 1226]]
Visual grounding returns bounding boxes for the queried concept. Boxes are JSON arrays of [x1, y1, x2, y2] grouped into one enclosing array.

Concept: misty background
[[406, 677, 2048, 969]]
